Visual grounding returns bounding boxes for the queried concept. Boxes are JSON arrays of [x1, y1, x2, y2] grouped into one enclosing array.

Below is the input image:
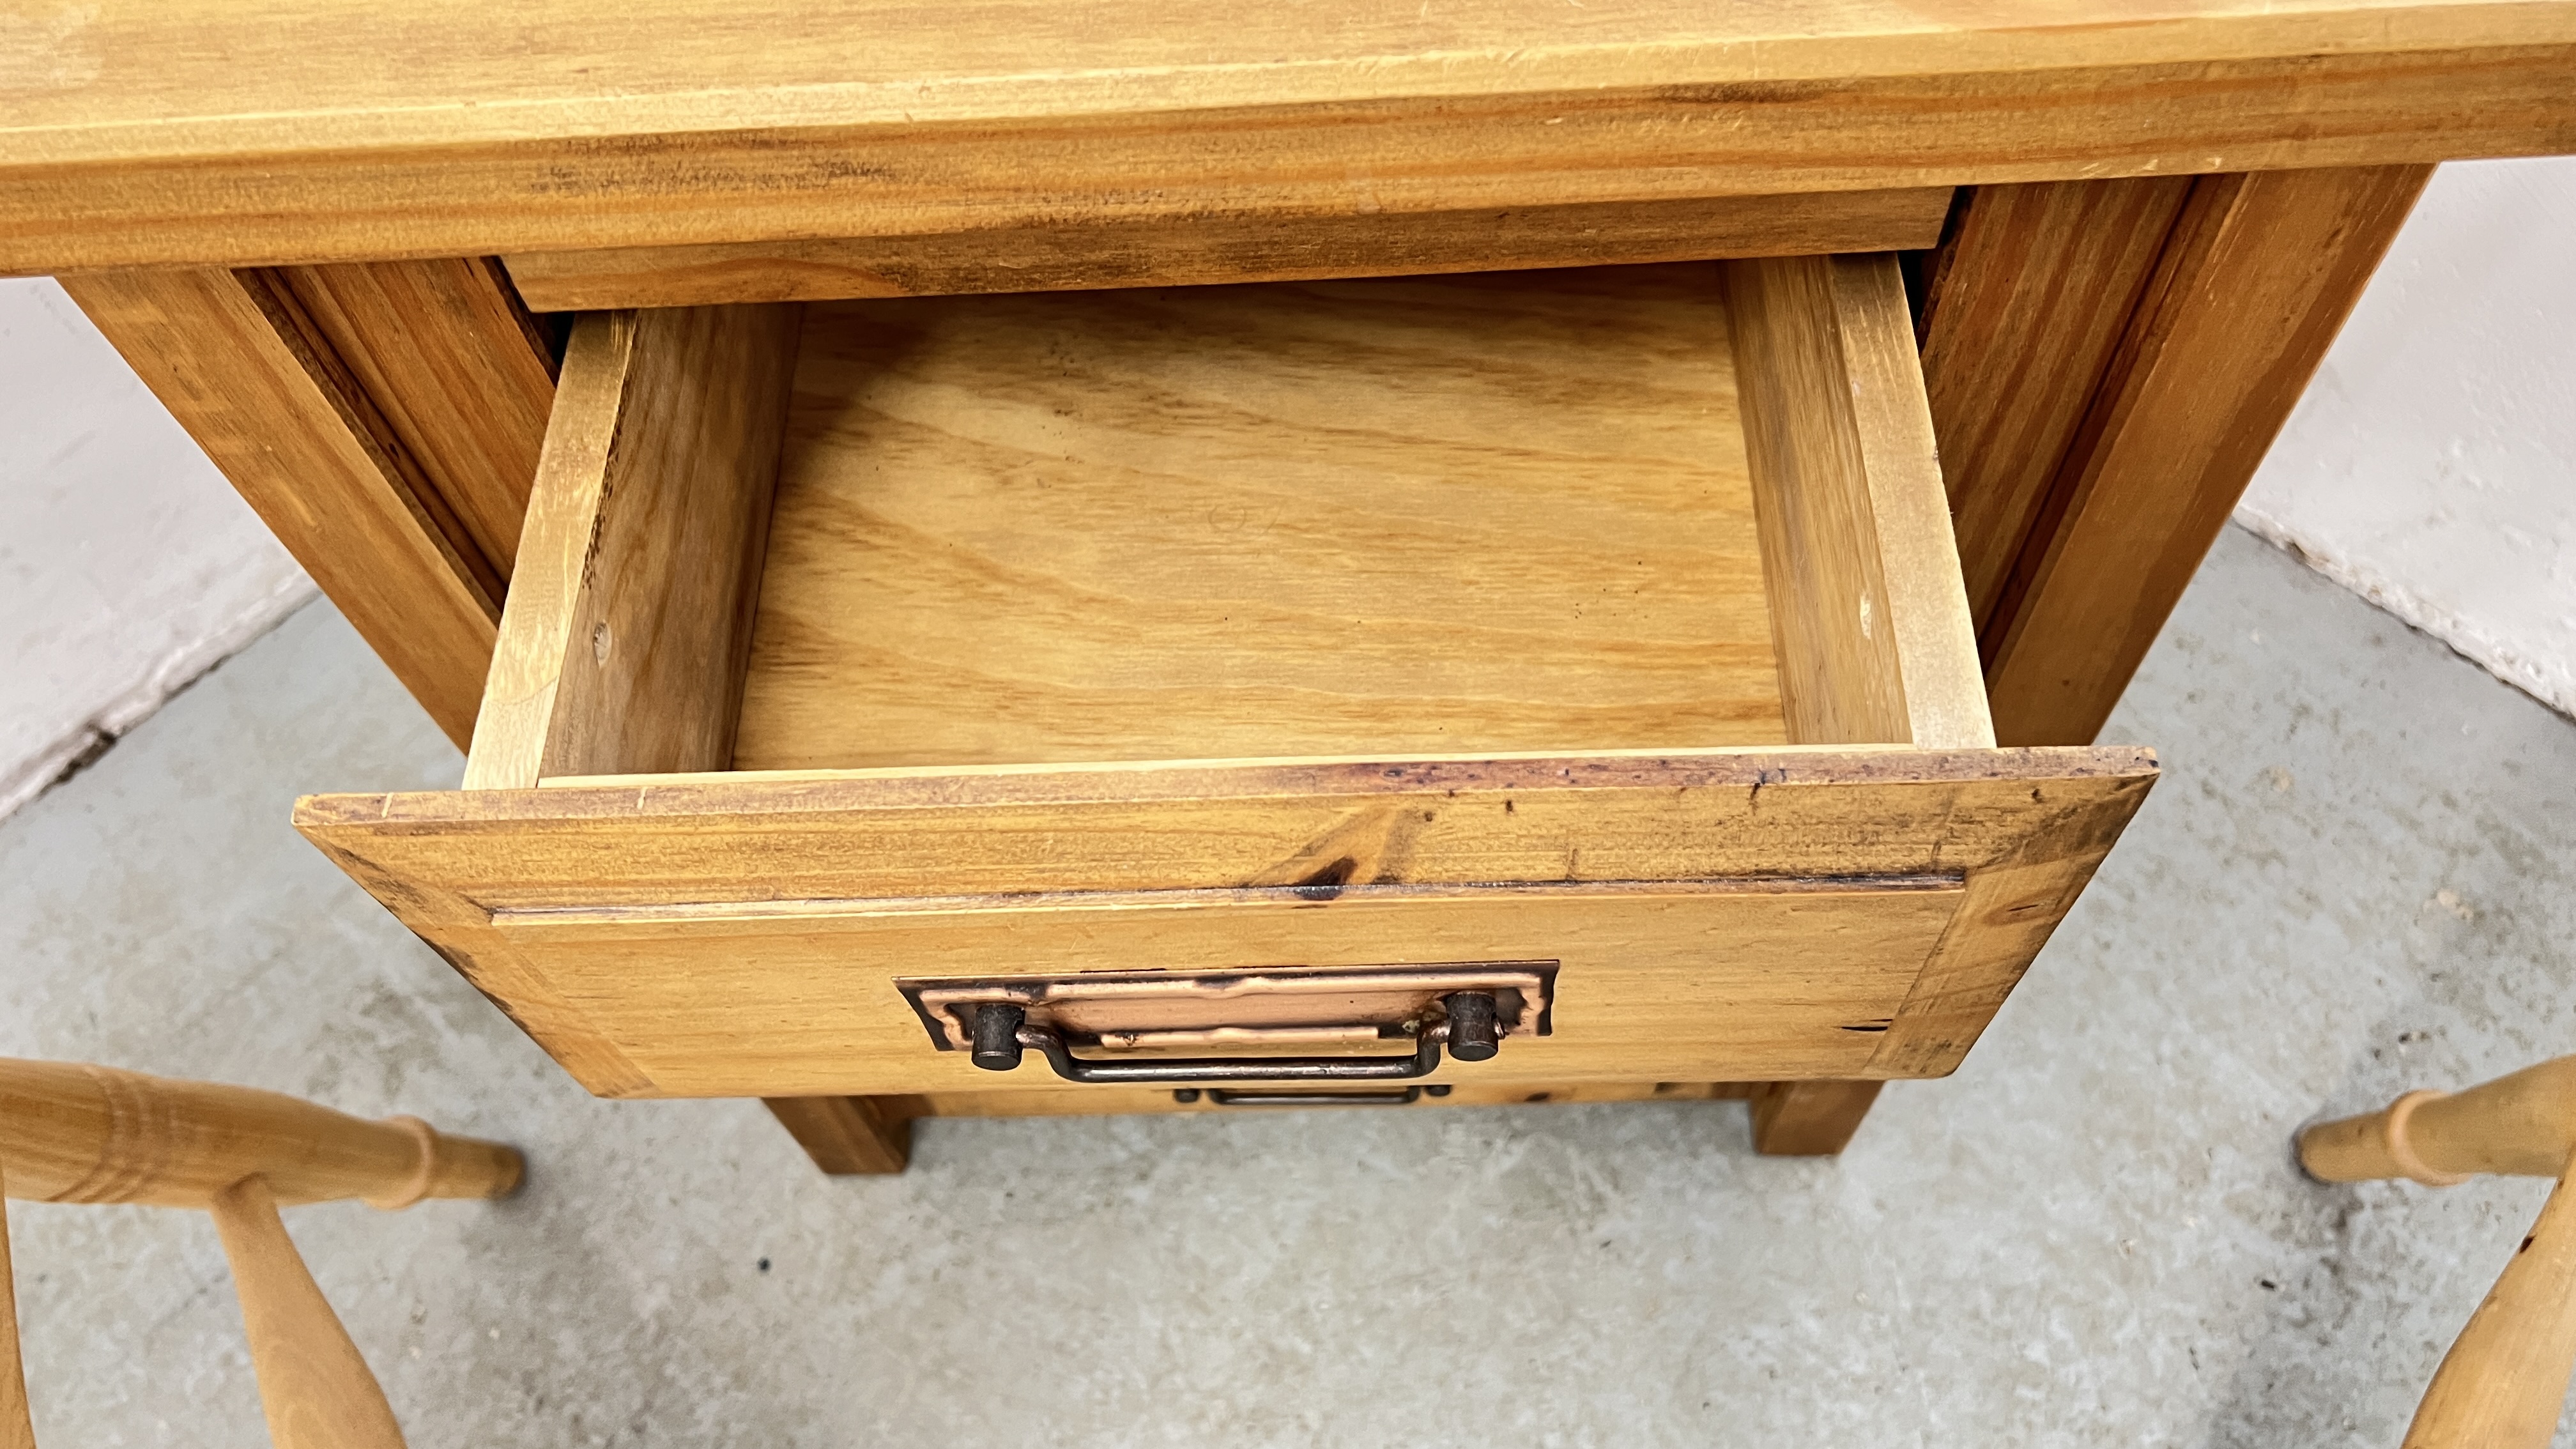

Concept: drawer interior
[[297, 254, 2158, 1103], [739, 267, 1787, 769], [463, 256, 1989, 793]]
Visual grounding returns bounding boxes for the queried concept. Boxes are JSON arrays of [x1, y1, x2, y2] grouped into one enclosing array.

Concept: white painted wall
[[2237, 157, 2576, 716], [0, 278, 314, 818]]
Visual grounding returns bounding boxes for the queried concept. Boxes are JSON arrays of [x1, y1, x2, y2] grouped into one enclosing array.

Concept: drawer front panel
[[496, 882, 1960, 1097], [299, 747, 2157, 1098]]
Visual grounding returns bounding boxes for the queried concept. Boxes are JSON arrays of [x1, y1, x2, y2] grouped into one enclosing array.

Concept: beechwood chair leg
[[209, 1176, 407, 1449], [2402, 1167, 2576, 1448], [0, 1058, 523, 1449], [0, 1183, 33, 1449], [2301, 1056, 2576, 1448]]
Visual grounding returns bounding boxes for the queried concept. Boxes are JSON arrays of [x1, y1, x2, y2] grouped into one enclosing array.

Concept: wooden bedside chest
[[13, 0, 2570, 1174]]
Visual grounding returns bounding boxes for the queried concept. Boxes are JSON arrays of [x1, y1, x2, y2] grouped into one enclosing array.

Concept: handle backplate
[[899, 961, 1553, 1085]]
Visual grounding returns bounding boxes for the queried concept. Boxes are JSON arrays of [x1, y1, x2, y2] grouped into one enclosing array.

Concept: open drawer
[[296, 258, 2155, 1114]]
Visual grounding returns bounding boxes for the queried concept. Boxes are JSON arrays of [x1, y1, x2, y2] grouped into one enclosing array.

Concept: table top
[[6, 0, 2572, 273]]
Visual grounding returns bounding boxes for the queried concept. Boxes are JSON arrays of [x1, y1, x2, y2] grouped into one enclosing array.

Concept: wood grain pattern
[[4, 5, 2570, 270], [464, 305, 800, 790], [491, 882, 1958, 1096], [1916, 178, 2196, 632], [735, 267, 1785, 770], [296, 831, 664, 1102], [59, 268, 503, 747], [760, 1096, 911, 1175], [503, 190, 1954, 309], [1977, 164, 2433, 745], [0, 1058, 521, 1209], [306, 750, 2158, 907], [1865, 851, 2108, 1079], [209, 1176, 407, 1449], [270, 258, 558, 578], [1749, 1080, 1887, 1154], [1723, 253, 1989, 750], [296, 747, 2156, 1098], [1724, 251, 1992, 1153]]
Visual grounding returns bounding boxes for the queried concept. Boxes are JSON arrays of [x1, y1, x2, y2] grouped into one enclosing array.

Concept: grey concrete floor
[[3, 525, 2573, 1446]]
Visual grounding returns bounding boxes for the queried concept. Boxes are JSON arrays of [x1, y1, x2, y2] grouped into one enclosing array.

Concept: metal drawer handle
[[1179, 1085, 1455, 1107], [967, 992, 1503, 1084]]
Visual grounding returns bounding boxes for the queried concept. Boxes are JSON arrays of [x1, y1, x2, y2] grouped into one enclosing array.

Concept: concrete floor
[[3, 524, 2572, 1446]]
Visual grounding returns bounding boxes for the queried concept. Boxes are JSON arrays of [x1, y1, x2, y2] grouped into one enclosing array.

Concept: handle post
[[1444, 992, 1500, 1061], [969, 1004, 1026, 1072]]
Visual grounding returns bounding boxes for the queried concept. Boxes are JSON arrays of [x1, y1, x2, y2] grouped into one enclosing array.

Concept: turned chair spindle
[[0, 1059, 523, 1449]]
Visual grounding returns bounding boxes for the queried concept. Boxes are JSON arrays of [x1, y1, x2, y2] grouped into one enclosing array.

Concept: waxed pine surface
[[736, 267, 1784, 770], [2, 526, 2573, 1445]]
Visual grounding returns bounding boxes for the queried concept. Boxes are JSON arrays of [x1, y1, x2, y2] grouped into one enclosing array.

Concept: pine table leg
[[763, 1097, 914, 1176], [1749, 1080, 1886, 1156]]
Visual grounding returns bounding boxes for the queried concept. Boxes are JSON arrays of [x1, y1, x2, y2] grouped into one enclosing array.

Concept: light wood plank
[[1979, 164, 2433, 745], [503, 190, 1954, 309], [464, 305, 801, 789], [1720, 242, 1993, 1151], [304, 749, 2156, 907], [59, 268, 503, 747], [4, 4, 2570, 270], [1917, 178, 2196, 633], [1866, 848, 2113, 1079], [760, 1097, 912, 1175], [296, 833, 661, 1099], [736, 267, 1784, 770], [1723, 253, 1991, 749]]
